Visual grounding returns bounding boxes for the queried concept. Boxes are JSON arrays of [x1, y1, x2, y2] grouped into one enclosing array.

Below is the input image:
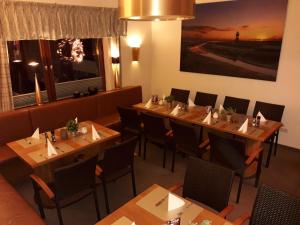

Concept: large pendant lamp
[[119, 0, 195, 21]]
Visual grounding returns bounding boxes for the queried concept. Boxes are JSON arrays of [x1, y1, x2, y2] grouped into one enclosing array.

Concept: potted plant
[[66, 119, 79, 136], [164, 95, 175, 108]]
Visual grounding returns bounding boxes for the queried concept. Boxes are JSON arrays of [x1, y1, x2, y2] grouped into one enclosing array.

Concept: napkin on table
[[203, 111, 212, 125], [145, 99, 152, 109], [170, 105, 180, 116], [238, 119, 248, 133], [92, 125, 101, 141], [167, 193, 185, 212], [188, 98, 195, 107], [32, 128, 40, 140], [257, 111, 267, 122], [47, 139, 57, 157]]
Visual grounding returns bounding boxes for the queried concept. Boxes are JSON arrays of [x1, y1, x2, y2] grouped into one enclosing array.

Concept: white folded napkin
[[32, 128, 40, 139], [75, 117, 78, 124], [257, 111, 267, 122], [92, 125, 101, 140], [219, 104, 225, 113], [203, 111, 212, 125], [145, 98, 152, 109], [170, 104, 180, 116], [188, 98, 195, 107], [167, 193, 185, 212], [238, 119, 248, 133], [47, 139, 57, 157]]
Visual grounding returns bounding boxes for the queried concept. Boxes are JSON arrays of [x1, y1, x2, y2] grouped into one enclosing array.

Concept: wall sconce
[[111, 40, 121, 89], [127, 36, 142, 62]]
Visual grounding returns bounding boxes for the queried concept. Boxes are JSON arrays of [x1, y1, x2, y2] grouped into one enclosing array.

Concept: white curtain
[[0, 1, 126, 41], [0, 40, 13, 112]]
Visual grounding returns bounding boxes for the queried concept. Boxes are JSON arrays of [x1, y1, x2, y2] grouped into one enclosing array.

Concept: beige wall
[[149, 0, 300, 149], [121, 22, 153, 101]]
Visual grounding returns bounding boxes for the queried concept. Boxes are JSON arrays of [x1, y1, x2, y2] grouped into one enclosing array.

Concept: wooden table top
[[134, 103, 282, 142], [7, 121, 120, 168], [96, 184, 232, 225]]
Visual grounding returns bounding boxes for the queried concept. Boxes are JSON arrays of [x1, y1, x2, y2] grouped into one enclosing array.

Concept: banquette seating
[[0, 86, 142, 224], [0, 86, 142, 183]]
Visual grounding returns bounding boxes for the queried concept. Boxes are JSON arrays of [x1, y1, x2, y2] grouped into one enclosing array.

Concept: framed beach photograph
[[180, 0, 289, 81]]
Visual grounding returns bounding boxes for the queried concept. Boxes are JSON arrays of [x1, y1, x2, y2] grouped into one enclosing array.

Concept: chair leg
[[265, 136, 275, 168], [31, 181, 46, 219], [274, 132, 279, 156], [236, 176, 244, 203], [55, 201, 64, 225], [163, 146, 167, 168], [102, 180, 110, 214], [131, 165, 137, 197], [138, 135, 142, 156], [143, 138, 148, 160], [92, 189, 101, 220], [171, 150, 176, 173]]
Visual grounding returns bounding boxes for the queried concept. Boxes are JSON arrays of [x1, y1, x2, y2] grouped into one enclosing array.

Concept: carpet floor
[[15, 144, 300, 225]]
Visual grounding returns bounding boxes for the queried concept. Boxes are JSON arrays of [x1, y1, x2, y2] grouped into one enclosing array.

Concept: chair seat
[[35, 184, 94, 209], [0, 145, 17, 164]]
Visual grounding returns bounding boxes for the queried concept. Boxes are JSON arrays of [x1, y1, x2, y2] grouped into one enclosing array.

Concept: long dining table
[[134, 102, 283, 184], [96, 184, 234, 225]]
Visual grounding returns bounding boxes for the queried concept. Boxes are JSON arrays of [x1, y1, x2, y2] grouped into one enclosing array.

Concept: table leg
[[265, 136, 275, 168], [255, 147, 264, 187]]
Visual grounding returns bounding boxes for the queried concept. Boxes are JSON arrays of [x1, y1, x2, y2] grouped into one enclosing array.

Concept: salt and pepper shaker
[[51, 130, 56, 142], [256, 116, 261, 127], [44, 132, 49, 146]]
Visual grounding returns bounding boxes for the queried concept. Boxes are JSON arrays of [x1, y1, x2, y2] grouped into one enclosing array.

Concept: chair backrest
[[117, 106, 141, 130], [253, 101, 285, 122], [194, 92, 218, 108], [170, 88, 190, 104], [223, 96, 250, 114], [53, 155, 98, 200], [100, 137, 138, 176], [140, 112, 167, 140], [183, 157, 234, 212], [170, 120, 200, 154], [208, 132, 247, 172], [250, 185, 300, 225]]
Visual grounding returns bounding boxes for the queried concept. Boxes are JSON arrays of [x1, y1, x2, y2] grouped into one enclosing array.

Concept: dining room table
[[6, 120, 120, 181], [95, 184, 234, 225], [134, 102, 283, 185]]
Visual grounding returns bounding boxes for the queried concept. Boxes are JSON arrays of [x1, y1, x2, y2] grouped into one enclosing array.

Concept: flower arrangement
[[66, 119, 79, 133]]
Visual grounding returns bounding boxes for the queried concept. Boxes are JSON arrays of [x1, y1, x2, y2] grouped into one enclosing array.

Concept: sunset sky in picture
[[182, 0, 288, 41]]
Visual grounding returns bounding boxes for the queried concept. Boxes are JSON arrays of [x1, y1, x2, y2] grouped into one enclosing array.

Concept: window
[[7, 39, 105, 108]]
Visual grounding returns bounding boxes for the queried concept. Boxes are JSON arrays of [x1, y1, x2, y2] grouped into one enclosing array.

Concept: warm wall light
[[111, 39, 121, 89], [127, 36, 142, 62], [119, 0, 195, 21]]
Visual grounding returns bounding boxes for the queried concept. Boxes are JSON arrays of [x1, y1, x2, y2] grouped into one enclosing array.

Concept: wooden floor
[[13, 143, 300, 225]]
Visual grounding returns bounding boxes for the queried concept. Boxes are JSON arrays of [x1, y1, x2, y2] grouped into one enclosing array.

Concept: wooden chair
[[253, 101, 285, 167], [194, 91, 218, 108], [117, 105, 143, 156], [97, 137, 138, 214], [233, 184, 300, 225], [169, 119, 207, 172], [30, 155, 100, 225], [208, 132, 263, 203], [170, 88, 190, 104], [140, 112, 173, 170], [223, 96, 250, 114], [169, 157, 235, 218]]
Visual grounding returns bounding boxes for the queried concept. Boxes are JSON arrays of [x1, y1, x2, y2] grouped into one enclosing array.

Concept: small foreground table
[[96, 184, 233, 225]]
